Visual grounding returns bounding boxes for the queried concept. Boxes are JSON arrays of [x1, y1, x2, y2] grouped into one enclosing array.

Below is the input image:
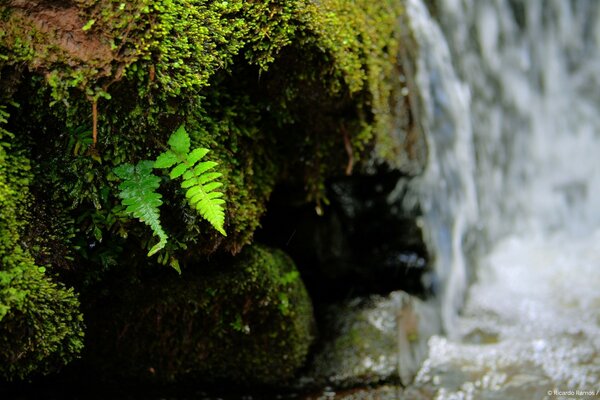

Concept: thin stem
[[342, 125, 354, 176], [92, 100, 98, 146]]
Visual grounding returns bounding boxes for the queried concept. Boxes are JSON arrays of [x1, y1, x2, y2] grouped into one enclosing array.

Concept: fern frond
[[154, 126, 227, 236], [113, 161, 168, 256]]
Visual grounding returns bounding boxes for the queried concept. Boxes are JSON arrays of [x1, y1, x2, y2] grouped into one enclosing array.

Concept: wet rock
[[83, 245, 315, 386], [302, 291, 441, 389]]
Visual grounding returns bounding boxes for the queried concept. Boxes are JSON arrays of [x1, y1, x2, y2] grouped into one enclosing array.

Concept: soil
[[7, 0, 114, 68]]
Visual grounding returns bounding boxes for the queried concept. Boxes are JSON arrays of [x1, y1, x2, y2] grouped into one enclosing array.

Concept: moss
[[85, 245, 315, 385], [0, 1, 420, 270], [0, 0, 424, 385], [0, 106, 84, 381], [298, 0, 410, 160], [0, 1, 300, 101], [0, 267, 85, 381]]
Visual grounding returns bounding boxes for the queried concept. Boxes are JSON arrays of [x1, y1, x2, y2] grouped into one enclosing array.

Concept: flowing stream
[[405, 0, 600, 398]]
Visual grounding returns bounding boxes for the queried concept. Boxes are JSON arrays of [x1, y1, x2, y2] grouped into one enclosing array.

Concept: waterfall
[[405, 0, 600, 396], [435, 0, 600, 238], [406, 0, 478, 335]]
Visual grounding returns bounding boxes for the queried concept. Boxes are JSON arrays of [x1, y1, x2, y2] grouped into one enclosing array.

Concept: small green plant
[[113, 126, 226, 268], [81, 19, 96, 31], [113, 161, 167, 257], [66, 126, 93, 156], [154, 126, 226, 235]]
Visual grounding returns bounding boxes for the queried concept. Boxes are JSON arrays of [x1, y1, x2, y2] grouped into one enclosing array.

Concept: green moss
[[0, 267, 85, 381], [0, 0, 424, 384], [0, 106, 84, 381], [0, 1, 300, 101], [301, 0, 410, 161], [0, 0, 416, 266], [85, 245, 315, 385], [0, 0, 425, 384]]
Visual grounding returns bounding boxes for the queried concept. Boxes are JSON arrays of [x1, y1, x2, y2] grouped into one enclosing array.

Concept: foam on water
[[406, 0, 600, 397], [414, 231, 600, 398]]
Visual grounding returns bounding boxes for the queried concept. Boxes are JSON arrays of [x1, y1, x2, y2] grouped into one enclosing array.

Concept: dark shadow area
[[256, 168, 434, 305]]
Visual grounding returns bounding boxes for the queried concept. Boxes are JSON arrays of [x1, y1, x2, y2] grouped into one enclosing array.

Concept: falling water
[[406, 0, 600, 398], [405, 0, 478, 336]]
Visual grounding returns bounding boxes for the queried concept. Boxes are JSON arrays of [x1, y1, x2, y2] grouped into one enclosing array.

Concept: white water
[[407, 0, 600, 398], [406, 0, 478, 334]]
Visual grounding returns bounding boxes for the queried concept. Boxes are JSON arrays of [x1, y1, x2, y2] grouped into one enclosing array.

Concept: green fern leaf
[[169, 163, 188, 179], [168, 125, 190, 154], [187, 148, 209, 165], [201, 181, 223, 192], [197, 172, 221, 184], [193, 161, 218, 176], [155, 125, 227, 236], [154, 150, 178, 168], [114, 161, 168, 256]]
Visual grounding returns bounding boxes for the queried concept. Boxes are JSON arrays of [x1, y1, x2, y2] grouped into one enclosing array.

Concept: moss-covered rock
[[0, 0, 421, 268], [0, 110, 84, 381], [84, 245, 315, 385], [0, 0, 423, 383], [305, 291, 440, 389], [0, 267, 84, 381]]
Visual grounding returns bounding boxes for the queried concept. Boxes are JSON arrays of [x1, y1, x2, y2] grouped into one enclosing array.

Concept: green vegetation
[[114, 125, 227, 266], [154, 125, 227, 237], [0, 0, 417, 383], [0, 0, 412, 258], [114, 161, 168, 257], [0, 108, 84, 380], [0, 267, 84, 381]]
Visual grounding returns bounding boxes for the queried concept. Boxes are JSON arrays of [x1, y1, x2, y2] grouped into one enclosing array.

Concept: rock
[[302, 291, 440, 389], [84, 245, 316, 386], [0, 0, 428, 388], [302, 385, 405, 400], [0, 0, 414, 259]]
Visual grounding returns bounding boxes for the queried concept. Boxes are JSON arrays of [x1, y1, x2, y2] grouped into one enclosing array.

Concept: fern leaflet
[[154, 126, 227, 236], [113, 160, 168, 256]]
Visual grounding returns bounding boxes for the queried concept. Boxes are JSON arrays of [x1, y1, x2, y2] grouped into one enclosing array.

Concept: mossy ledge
[[0, 0, 421, 255], [0, 0, 423, 382]]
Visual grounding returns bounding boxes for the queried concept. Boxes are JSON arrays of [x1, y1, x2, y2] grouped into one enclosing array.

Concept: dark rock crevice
[[257, 169, 433, 305]]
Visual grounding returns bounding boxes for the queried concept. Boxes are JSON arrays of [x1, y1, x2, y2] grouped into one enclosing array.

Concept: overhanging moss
[[1, 0, 419, 266]]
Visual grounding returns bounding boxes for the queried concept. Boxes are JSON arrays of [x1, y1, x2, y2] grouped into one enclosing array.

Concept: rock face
[[304, 291, 440, 389], [84, 245, 315, 386]]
